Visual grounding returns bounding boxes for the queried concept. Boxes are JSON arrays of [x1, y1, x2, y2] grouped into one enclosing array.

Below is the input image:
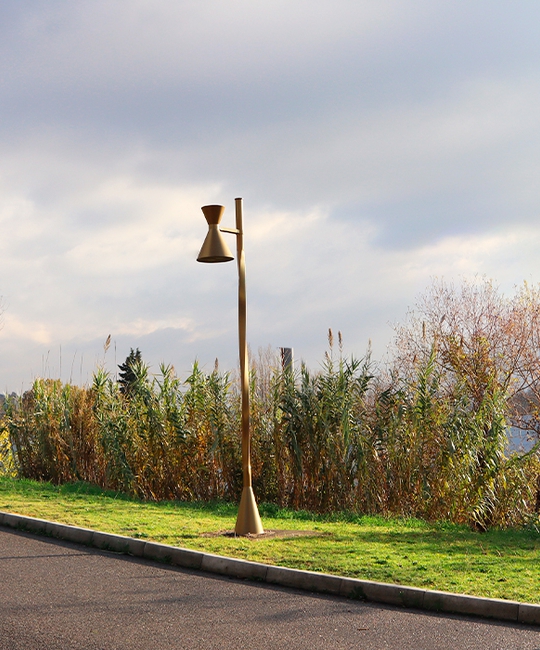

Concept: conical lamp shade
[[197, 225, 234, 262], [197, 204, 234, 262]]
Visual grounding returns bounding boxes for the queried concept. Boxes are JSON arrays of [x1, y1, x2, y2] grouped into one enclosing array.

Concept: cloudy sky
[[1, 1, 539, 391]]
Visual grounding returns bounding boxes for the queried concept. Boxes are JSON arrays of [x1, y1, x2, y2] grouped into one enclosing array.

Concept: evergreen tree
[[118, 348, 142, 395]]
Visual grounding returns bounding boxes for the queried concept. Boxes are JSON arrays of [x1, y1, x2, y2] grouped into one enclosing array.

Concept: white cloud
[[2, 314, 53, 346], [113, 317, 196, 339]]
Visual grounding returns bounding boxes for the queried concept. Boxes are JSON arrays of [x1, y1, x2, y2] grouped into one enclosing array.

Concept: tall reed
[[1, 332, 538, 527]]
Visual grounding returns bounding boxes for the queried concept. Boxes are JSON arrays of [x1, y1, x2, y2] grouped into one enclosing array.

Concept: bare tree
[[391, 277, 540, 437]]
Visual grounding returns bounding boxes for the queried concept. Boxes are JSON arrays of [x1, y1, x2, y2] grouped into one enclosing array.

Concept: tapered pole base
[[235, 487, 264, 536]]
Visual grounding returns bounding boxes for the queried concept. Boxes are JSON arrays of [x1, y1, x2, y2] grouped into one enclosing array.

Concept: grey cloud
[[1, 1, 540, 389]]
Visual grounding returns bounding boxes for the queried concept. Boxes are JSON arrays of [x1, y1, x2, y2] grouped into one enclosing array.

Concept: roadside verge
[[1, 510, 538, 626]]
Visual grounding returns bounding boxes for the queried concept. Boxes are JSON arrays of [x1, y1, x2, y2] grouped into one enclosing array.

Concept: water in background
[[507, 426, 537, 453]]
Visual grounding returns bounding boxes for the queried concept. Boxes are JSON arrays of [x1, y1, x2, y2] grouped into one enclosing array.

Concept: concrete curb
[[1, 510, 538, 626]]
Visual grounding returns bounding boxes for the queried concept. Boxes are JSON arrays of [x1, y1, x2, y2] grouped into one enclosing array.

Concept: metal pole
[[234, 197, 264, 535]]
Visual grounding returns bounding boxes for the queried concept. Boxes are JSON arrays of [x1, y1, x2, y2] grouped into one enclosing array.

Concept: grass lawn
[[0, 477, 538, 604]]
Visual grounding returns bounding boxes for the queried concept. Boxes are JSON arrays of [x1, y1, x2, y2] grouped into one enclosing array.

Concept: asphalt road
[[0, 528, 538, 650]]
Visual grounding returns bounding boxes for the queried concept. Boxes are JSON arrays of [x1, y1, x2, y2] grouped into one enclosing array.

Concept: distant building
[[280, 347, 294, 372]]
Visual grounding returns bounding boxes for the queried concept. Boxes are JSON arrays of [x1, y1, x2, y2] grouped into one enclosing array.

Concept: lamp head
[[197, 204, 234, 263]]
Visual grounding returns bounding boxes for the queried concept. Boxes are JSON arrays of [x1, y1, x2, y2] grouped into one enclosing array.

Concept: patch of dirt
[[201, 529, 321, 540]]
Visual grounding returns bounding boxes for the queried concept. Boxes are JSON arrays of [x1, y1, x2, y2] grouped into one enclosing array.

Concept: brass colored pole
[[234, 197, 264, 535]]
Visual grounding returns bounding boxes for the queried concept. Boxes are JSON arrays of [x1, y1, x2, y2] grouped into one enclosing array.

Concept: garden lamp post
[[197, 197, 264, 536]]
